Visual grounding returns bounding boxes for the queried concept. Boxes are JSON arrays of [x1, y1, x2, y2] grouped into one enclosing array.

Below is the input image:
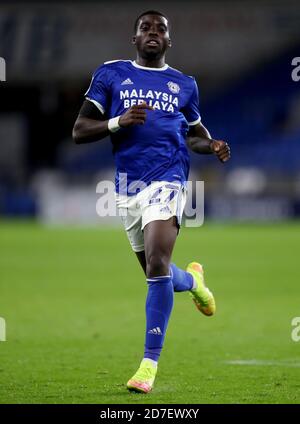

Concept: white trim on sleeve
[[85, 97, 105, 115], [84, 76, 94, 96], [188, 116, 201, 126]]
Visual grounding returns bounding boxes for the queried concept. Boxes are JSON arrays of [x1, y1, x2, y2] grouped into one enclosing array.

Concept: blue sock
[[144, 275, 174, 362], [170, 263, 194, 292]]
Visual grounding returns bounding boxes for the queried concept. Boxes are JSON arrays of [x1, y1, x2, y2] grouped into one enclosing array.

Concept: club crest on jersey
[[167, 81, 180, 94]]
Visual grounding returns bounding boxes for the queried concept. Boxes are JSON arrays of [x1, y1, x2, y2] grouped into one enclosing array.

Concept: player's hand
[[210, 140, 231, 163], [119, 102, 154, 127]]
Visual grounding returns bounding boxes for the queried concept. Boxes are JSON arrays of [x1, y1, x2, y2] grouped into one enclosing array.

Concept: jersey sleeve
[[182, 78, 201, 126], [85, 65, 110, 115]]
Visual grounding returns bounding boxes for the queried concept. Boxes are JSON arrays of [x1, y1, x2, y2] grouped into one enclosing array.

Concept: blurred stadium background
[[1, 0, 300, 224], [1, 0, 300, 404]]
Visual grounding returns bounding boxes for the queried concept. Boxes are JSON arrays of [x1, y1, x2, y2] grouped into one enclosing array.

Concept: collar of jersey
[[131, 60, 169, 71]]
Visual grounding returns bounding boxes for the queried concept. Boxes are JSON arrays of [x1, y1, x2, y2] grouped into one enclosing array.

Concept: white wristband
[[108, 116, 121, 133]]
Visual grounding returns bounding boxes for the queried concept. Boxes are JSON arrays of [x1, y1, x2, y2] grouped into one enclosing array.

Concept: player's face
[[133, 15, 171, 60]]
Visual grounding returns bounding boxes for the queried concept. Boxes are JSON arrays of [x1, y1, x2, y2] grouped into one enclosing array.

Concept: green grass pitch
[[0, 221, 300, 404]]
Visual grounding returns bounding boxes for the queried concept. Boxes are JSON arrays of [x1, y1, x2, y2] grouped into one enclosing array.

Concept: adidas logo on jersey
[[160, 205, 172, 214], [121, 78, 134, 85], [148, 327, 162, 335]]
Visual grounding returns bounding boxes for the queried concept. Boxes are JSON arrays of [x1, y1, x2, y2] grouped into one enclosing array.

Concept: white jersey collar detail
[[131, 60, 169, 71]]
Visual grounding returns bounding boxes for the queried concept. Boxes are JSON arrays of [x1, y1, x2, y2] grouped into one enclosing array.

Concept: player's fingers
[[218, 143, 230, 153], [218, 148, 230, 157], [133, 103, 155, 111], [218, 146, 230, 155], [212, 142, 222, 152], [131, 111, 147, 118], [131, 118, 146, 125], [219, 155, 229, 162], [131, 114, 146, 122], [219, 151, 230, 161], [213, 140, 227, 152]]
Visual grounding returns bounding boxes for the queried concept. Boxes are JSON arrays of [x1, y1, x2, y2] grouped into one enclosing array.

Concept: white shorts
[[115, 181, 187, 252]]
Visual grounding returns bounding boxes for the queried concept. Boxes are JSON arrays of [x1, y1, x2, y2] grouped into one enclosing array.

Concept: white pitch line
[[224, 359, 300, 367]]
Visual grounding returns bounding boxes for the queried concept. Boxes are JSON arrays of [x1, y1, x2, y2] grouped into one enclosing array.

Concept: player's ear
[[168, 38, 172, 48], [132, 36, 137, 45]]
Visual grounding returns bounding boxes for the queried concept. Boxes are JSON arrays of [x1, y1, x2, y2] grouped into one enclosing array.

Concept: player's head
[[132, 10, 171, 60]]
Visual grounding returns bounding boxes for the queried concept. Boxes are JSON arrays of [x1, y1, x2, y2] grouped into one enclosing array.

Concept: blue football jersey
[[85, 60, 201, 194]]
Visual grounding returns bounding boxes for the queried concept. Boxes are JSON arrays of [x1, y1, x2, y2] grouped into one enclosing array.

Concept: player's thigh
[[141, 181, 186, 263], [143, 216, 178, 264]]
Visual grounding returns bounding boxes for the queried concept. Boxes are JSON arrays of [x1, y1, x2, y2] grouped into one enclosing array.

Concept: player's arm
[[186, 122, 231, 163], [72, 100, 109, 144], [72, 100, 153, 144]]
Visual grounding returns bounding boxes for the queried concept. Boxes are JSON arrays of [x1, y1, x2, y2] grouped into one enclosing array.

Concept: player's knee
[[146, 254, 170, 278]]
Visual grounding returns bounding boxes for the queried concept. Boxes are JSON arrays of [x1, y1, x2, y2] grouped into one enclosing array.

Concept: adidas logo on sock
[[148, 327, 162, 335], [121, 78, 134, 85]]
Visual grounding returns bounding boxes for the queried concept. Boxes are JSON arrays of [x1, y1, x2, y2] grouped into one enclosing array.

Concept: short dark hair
[[134, 10, 169, 34]]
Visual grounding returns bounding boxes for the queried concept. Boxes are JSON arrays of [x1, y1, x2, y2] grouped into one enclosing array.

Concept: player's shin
[[144, 276, 174, 362]]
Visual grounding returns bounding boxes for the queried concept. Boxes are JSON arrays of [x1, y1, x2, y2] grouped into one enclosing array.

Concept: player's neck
[[135, 56, 166, 69]]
